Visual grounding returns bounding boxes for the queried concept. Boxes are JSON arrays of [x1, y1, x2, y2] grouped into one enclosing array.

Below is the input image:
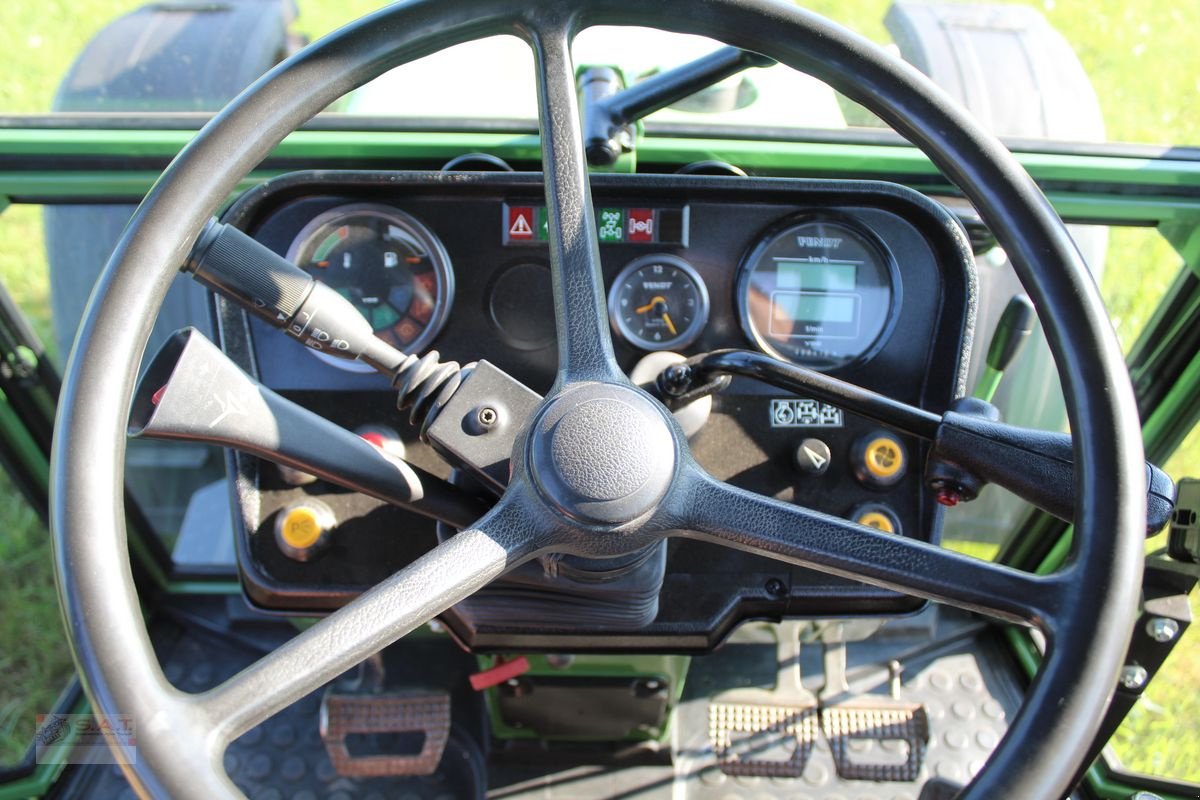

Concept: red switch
[[507, 206, 535, 241], [469, 656, 531, 691]]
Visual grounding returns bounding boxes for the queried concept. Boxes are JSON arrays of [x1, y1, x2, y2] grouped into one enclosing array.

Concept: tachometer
[[608, 254, 709, 351], [286, 203, 453, 371], [737, 217, 898, 371]]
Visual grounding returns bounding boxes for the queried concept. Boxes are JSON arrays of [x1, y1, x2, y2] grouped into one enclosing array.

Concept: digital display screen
[[772, 292, 858, 324], [739, 218, 890, 368], [774, 259, 857, 292]]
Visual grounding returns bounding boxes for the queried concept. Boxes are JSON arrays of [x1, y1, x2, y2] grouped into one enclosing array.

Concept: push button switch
[[275, 499, 336, 561], [851, 503, 902, 535], [853, 431, 907, 488], [794, 438, 832, 476]]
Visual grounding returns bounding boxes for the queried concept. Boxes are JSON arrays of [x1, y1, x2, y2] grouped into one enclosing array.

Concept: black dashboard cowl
[[214, 171, 976, 653]]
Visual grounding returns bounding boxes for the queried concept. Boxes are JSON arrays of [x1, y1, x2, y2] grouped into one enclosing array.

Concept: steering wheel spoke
[[193, 492, 547, 747], [528, 16, 623, 385], [670, 466, 1068, 631]]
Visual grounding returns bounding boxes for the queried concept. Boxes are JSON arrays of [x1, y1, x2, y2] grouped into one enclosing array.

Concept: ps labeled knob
[[274, 499, 336, 561]]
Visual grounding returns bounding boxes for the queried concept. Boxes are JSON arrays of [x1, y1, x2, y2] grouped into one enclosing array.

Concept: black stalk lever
[[931, 404, 1176, 535], [129, 328, 486, 529], [655, 349, 1176, 534], [185, 218, 406, 374], [183, 219, 471, 430]]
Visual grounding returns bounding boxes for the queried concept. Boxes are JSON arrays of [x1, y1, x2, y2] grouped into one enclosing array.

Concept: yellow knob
[[856, 511, 896, 533], [280, 506, 324, 549], [863, 436, 905, 480]]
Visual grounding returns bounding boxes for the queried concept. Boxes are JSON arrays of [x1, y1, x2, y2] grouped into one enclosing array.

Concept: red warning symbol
[[627, 208, 654, 242], [508, 206, 534, 240]]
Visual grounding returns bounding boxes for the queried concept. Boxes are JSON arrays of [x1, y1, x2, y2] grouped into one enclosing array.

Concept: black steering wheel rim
[[50, 1, 1145, 798]]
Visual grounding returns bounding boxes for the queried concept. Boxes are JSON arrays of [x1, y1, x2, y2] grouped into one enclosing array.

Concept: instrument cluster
[[217, 172, 974, 636], [281, 199, 902, 375]]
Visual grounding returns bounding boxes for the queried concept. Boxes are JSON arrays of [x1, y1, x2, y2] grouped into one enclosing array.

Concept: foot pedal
[[319, 689, 451, 777], [821, 701, 929, 781], [819, 632, 929, 782], [708, 621, 819, 778]]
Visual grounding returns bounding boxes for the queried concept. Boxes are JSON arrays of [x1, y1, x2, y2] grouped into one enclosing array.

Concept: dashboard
[[215, 171, 976, 652]]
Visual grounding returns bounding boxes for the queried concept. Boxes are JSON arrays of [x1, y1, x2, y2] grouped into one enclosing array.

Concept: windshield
[[0, 1, 1196, 147], [339, 29, 855, 133]]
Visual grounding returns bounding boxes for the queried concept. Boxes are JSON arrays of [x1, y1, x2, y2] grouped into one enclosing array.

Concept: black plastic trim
[[209, 169, 974, 649]]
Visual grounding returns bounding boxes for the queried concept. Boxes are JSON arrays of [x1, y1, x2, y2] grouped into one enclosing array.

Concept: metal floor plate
[[489, 616, 1025, 799], [54, 606, 1024, 800], [52, 608, 485, 800]]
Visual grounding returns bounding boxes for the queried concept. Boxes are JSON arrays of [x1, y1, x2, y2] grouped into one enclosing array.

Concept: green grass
[[0, 0, 1197, 782], [1111, 587, 1200, 781], [0, 2, 142, 115], [0, 471, 71, 764], [0, 205, 57, 359]]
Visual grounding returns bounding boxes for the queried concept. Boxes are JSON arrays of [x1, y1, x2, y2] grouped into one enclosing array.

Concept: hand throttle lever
[[654, 349, 1176, 535]]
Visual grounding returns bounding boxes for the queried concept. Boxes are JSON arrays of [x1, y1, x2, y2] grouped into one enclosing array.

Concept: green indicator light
[[598, 208, 624, 243], [536, 206, 550, 241], [372, 304, 401, 329], [314, 230, 343, 261]]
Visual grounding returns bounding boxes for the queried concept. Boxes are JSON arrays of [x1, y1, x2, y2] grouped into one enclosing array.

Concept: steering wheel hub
[[528, 383, 676, 524]]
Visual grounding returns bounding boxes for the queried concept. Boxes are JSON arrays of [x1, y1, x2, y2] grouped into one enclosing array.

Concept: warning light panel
[[503, 203, 687, 246]]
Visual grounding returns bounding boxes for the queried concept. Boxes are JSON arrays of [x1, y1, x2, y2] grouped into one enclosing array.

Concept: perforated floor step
[[320, 689, 452, 777], [53, 603, 486, 800], [708, 621, 820, 777], [815, 628, 931, 782], [707, 621, 931, 782], [822, 701, 930, 782]]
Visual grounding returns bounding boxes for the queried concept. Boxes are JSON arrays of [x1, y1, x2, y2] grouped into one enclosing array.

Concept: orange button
[[856, 511, 896, 533], [863, 436, 905, 479], [280, 506, 323, 549]]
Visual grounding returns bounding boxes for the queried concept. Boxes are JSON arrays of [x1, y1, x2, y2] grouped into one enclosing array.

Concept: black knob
[[794, 438, 832, 476]]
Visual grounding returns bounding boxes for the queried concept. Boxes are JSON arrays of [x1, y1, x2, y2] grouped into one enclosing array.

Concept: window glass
[[941, 225, 1184, 558], [1113, 423, 1200, 785], [0, 469, 73, 767], [0, 204, 228, 564], [0, 2, 1196, 146], [940, 219, 1199, 786]]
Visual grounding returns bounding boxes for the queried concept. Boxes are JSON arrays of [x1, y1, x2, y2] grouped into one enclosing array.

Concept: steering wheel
[[50, 1, 1145, 797]]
